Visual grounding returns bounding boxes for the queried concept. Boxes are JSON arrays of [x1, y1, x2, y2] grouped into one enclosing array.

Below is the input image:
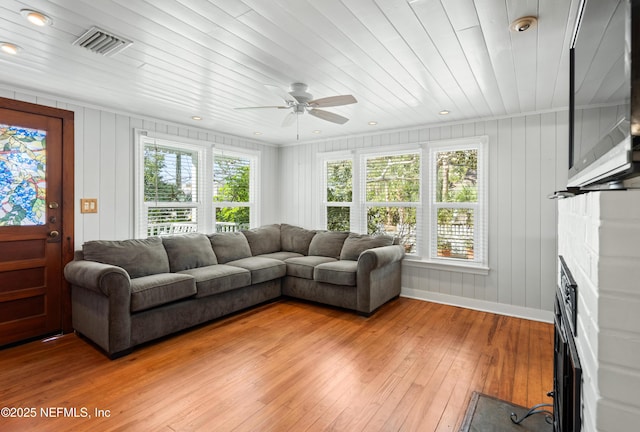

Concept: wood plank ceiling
[[0, 0, 578, 145]]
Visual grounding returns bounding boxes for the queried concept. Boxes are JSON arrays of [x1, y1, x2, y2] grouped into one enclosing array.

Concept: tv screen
[[569, 0, 639, 188]]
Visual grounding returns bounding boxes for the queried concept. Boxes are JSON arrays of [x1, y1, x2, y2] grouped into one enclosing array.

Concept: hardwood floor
[[0, 298, 553, 432]]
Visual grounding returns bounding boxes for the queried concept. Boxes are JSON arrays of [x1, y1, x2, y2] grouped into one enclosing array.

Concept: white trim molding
[[401, 287, 554, 323]]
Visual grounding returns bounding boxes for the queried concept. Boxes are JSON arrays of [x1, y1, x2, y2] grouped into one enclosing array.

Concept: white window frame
[[212, 147, 259, 231], [134, 129, 260, 237], [360, 148, 422, 255], [424, 136, 488, 269], [317, 138, 488, 273], [320, 151, 354, 231]]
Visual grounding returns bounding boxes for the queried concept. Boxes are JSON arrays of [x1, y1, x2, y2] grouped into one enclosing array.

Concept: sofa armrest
[[64, 259, 132, 356], [357, 245, 405, 271], [64, 259, 131, 297], [356, 245, 405, 315]]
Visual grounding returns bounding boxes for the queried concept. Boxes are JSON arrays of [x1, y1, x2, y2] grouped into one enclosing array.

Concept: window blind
[[429, 145, 484, 263], [364, 152, 420, 253]]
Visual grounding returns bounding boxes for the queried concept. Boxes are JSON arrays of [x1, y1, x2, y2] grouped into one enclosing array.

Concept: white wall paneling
[[3, 84, 566, 317], [280, 111, 569, 316]]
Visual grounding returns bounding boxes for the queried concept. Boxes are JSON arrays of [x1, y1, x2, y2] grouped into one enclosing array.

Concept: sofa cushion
[[179, 264, 251, 298], [314, 260, 358, 286], [280, 224, 316, 255], [129, 273, 196, 312], [339, 233, 394, 261], [226, 257, 286, 284], [208, 232, 253, 264], [308, 231, 349, 259], [162, 233, 217, 272], [242, 224, 281, 256], [258, 251, 304, 261], [83, 237, 170, 279], [284, 256, 337, 279]]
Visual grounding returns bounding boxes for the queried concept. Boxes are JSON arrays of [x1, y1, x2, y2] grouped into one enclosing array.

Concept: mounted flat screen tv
[[569, 0, 640, 188]]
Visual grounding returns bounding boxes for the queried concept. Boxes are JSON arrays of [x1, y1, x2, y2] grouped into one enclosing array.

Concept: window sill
[[402, 256, 490, 275]]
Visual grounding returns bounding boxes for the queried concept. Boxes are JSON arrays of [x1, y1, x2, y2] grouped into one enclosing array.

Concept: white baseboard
[[401, 287, 554, 323]]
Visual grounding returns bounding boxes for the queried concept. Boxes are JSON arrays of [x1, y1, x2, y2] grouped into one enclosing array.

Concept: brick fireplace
[[557, 190, 640, 431]]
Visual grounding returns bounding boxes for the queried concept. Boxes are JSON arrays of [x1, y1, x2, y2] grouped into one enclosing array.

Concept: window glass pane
[[213, 155, 250, 203], [327, 206, 350, 231], [215, 207, 249, 232], [367, 206, 416, 253], [437, 208, 474, 259], [0, 124, 47, 226], [366, 154, 420, 202], [326, 160, 352, 202], [435, 149, 477, 203], [144, 145, 197, 202], [147, 207, 197, 236]]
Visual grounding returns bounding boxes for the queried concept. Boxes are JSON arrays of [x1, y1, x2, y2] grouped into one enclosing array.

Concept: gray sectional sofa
[[63, 224, 405, 358]]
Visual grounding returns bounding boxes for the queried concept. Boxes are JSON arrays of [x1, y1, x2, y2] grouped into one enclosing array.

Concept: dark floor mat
[[460, 392, 553, 432]]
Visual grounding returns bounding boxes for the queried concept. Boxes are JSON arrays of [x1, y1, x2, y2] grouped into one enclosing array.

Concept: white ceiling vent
[[72, 26, 132, 56]]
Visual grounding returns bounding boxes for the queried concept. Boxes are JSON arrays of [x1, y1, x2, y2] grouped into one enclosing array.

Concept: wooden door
[[0, 99, 74, 347]]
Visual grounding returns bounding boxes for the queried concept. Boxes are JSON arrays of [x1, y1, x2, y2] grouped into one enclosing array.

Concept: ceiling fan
[[235, 83, 357, 128]]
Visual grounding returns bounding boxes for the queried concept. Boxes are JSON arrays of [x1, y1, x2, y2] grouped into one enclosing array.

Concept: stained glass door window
[[0, 124, 47, 226]]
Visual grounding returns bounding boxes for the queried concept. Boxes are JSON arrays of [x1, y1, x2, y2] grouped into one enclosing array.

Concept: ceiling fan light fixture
[[20, 9, 53, 27], [0, 42, 21, 55], [510, 16, 537, 33]]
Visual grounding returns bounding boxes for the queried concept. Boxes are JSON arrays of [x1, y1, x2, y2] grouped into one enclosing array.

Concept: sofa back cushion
[[242, 224, 281, 256], [208, 232, 253, 264], [281, 224, 316, 255], [308, 231, 349, 259], [83, 237, 170, 278], [162, 233, 217, 272], [339, 233, 394, 261]]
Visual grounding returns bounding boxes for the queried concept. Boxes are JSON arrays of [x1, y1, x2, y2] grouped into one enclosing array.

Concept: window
[[427, 137, 487, 265], [323, 158, 352, 231], [135, 131, 258, 237], [213, 151, 255, 232], [364, 152, 420, 253], [139, 139, 202, 237], [318, 136, 487, 269]]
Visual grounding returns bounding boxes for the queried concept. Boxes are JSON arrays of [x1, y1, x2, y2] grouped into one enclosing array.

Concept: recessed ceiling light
[[312, 130, 321, 134], [439, 110, 450, 115], [20, 9, 53, 27], [510, 16, 537, 33], [253, 132, 262, 135], [0, 43, 21, 55], [368, 121, 378, 126], [191, 116, 202, 120]]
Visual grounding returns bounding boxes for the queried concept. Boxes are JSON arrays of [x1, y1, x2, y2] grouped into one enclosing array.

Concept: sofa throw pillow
[[242, 224, 281, 256], [162, 233, 217, 272], [339, 233, 394, 261], [208, 232, 253, 264], [280, 224, 316, 255], [82, 237, 170, 279], [308, 231, 349, 259]]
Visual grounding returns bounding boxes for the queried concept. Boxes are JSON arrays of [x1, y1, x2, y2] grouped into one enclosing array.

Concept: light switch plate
[[80, 198, 98, 213]]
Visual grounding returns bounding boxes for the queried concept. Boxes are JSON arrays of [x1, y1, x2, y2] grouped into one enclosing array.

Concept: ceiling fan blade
[[234, 105, 289, 110], [265, 84, 296, 104], [308, 108, 349, 125], [281, 112, 296, 127], [308, 94, 357, 108]]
